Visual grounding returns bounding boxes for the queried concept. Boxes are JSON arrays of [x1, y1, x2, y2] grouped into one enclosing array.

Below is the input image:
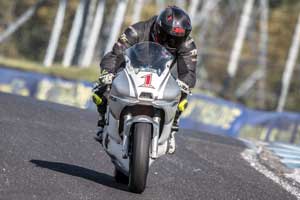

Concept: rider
[[93, 6, 197, 154]]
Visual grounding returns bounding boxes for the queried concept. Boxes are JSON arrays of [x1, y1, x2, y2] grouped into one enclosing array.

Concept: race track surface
[[0, 92, 296, 200]]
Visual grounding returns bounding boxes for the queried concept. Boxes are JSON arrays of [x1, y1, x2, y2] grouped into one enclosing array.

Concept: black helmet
[[153, 6, 192, 49]]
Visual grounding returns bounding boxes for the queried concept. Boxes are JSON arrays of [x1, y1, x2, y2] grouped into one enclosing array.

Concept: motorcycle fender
[[127, 116, 154, 125], [123, 116, 156, 140], [106, 111, 121, 143], [158, 121, 173, 144]]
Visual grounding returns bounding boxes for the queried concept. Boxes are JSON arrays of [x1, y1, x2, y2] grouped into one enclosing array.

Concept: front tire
[[128, 123, 152, 193]]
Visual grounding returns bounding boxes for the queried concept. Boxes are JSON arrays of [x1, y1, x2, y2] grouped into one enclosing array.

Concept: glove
[[176, 79, 191, 94], [99, 73, 115, 85]]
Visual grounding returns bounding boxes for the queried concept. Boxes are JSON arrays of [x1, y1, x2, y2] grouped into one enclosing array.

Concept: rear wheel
[[128, 123, 152, 193]]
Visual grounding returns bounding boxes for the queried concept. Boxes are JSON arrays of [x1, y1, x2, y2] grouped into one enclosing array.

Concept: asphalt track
[[0, 92, 296, 200]]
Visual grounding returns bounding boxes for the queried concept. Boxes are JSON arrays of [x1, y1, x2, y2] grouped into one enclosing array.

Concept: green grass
[[0, 57, 99, 82]]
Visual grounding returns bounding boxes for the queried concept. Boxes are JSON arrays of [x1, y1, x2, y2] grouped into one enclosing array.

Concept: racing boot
[[168, 111, 180, 154], [171, 115, 179, 132], [168, 131, 176, 154], [171, 109, 181, 131], [92, 92, 107, 144], [95, 115, 105, 144], [168, 98, 188, 154]]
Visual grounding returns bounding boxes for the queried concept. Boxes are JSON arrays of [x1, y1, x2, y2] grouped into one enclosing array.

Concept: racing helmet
[[153, 6, 192, 49]]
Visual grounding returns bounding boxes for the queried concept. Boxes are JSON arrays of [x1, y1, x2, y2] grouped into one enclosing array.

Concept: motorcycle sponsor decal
[[139, 74, 155, 89]]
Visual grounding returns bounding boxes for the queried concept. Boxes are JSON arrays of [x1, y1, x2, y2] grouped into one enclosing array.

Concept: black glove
[[176, 79, 191, 94], [99, 72, 115, 85]]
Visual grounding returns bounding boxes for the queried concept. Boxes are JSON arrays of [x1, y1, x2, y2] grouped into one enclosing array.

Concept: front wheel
[[128, 123, 152, 193]]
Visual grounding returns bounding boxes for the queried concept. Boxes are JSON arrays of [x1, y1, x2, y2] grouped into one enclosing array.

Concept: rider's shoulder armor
[[122, 25, 139, 45], [115, 16, 156, 50]]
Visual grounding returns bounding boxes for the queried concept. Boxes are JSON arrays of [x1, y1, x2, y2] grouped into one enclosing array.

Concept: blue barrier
[[180, 94, 245, 137], [0, 67, 94, 109], [1, 67, 300, 142], [180, 93, 300, 143]]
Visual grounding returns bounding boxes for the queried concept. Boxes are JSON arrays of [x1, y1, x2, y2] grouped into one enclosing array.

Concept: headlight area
[[110, 95, 178, 108], [152, 100, 178, 108], [109, 95, 139, 104]]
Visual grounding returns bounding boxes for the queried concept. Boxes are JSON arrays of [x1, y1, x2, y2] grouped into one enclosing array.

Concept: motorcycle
[[101, 42, 181, 193]]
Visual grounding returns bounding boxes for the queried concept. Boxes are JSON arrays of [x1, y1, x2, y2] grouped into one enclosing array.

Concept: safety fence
[[266, 143, 300, 169], [181, 94, 300, 144], [0, 67, 94, 109], [1, 67, 300, 143]]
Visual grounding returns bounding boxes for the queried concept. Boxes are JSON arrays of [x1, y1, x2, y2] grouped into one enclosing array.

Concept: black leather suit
[[100, 16, 197, 88], [94, 16, 197, 127]]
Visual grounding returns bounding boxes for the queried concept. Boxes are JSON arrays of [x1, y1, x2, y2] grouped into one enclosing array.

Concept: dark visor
[[158, 26, 186, 48]]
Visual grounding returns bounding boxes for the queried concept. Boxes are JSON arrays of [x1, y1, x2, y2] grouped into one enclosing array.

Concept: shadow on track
[[30, 160, 129, 192]]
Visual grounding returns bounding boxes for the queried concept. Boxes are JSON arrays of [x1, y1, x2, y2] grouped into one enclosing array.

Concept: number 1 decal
[[139, 74, 155, 89]]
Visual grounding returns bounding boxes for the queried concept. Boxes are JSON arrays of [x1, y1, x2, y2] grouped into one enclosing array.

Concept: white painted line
[[268, 148, 300, 155], [271, 143, 300, 152], [241, 148, 300, 199], [282, 159, 300, 164], [276, 153, 300, 159]]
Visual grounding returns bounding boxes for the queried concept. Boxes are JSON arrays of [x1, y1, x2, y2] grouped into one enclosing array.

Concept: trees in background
[[44, 0, 67, 67], [0, 0, 300, 111]]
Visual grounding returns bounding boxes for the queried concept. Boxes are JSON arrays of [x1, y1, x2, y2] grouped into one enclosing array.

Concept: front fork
[[151, 116, 160, 159], [122, 114, 161, 159]]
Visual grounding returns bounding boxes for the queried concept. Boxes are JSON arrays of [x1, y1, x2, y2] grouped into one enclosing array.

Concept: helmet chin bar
[[155, 24, 186, 50], [166, 35, 185, 48]]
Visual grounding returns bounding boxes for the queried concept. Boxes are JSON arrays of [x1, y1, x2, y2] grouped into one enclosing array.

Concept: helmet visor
[[157, 26, 186, 49]]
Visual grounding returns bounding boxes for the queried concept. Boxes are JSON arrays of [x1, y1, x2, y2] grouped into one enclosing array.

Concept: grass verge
[[0, 57, 99, 82]]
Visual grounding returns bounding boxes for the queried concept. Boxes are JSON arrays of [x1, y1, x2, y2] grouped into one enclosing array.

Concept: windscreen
[[125, 42, 174, 76]]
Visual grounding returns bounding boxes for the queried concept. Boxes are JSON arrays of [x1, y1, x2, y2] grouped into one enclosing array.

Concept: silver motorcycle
[[101, 42, 181, 193]]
